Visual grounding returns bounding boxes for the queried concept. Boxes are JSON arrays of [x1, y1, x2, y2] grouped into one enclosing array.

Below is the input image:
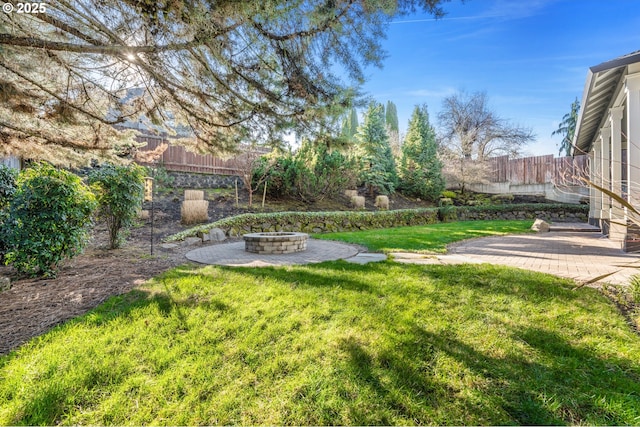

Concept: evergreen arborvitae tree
[[341, 107, 360, 142], [356, 103, 398, 195], [385, 100, 401, 156], [385, 101, 399, 132], [399, 104, 445, 201]]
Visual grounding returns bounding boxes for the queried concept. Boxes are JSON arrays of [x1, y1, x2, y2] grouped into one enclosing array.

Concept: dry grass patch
[[181, 200, 209, 224], [184, 189, 205, 200], [351, 195, 365, 209]]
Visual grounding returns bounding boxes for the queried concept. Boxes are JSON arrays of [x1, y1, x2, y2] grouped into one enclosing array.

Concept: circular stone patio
[[185, 238, 360, 267]]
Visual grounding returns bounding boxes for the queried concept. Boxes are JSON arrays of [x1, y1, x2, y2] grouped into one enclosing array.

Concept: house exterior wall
[[0, 156, 21, 170], [588, 69, 640, 250]]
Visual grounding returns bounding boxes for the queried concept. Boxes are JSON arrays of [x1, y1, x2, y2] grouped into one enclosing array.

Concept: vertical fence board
[[135, 133, 250, 175], [480, 154, 588, 186]]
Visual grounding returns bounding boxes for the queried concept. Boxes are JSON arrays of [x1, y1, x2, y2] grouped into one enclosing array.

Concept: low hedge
[[165, 203, 590, 243], [165, 208, 440, 242]]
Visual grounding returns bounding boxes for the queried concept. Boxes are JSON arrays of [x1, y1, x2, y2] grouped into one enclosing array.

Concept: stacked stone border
[[166, 204, 589, 242], [455, 204, 588, 222], [243, 232, 308, 254]]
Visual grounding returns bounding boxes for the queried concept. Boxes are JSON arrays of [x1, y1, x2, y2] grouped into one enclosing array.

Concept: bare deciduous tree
[[438, 91, 534, 161], [437, 90, 534, 191], [438, 148, 492, 193], [232, 146, 270, 208]]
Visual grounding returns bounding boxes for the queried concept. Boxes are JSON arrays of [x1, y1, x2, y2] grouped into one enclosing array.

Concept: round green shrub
[[88, 163, 146, 249], [4, 163, 97, 277], [437, 205, 457, 222]]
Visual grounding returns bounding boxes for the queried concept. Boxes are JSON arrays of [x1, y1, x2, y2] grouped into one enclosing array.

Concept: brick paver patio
[[431, 231, 640, 286]]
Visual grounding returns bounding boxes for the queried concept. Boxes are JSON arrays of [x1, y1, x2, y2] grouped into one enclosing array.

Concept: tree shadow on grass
[[416, 262, 599, 309], [6, 281, 234, 425], [336, 322, 640, 425], [230, 261, 640, 425], [7, 261, 639, 425], [425, 323, 639, 424], [216, 260, 378, 294]]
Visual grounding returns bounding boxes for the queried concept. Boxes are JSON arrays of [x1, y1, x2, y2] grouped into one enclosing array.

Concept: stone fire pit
[[243, 232, 309, 254]]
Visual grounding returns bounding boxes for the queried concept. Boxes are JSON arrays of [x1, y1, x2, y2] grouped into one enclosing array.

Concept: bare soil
[[0, 189, 434, 355]]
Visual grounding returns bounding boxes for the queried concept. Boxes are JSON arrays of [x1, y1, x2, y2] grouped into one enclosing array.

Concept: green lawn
[[1, 221, 639, 425], [313, 219, 533, 253]]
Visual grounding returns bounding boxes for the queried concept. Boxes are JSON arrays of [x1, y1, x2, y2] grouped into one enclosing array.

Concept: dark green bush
[[88, 163, 146, 249], [438, 205, 457, 222], [0, 165, 17, 209], [152, 164, 174, 188], [0, 165, 18, 259], [292, 142, 357, 202], [253, 142, 357, 202], [253, 155, 296, 199], [4, 163, 97, 277]]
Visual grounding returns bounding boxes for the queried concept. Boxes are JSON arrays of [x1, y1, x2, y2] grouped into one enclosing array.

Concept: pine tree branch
[[250, 1, 354, 42], [0, 34, 200, 54], [0, 120, 110, 151], [0, 61, 128, 125]]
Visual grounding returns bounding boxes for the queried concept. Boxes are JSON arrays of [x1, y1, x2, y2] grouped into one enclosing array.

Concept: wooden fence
[[135, 132, 589, 187], [135, 134, 258, 175], [485, 154, 588, 186]]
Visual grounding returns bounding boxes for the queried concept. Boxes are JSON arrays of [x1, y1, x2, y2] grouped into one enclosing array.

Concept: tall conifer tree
[[356, 103, 398, 195], [399, 104, 444, 200], [385, 101, 399, 132], [0, 0, 449, 164], [385, 100, 401, 156], [341, 107, 360, 142]]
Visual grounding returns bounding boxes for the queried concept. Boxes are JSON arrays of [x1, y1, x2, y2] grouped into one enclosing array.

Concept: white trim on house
[[573, 51, 640, 250]]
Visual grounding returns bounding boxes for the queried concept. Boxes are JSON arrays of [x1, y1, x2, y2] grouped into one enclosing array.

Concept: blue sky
[[360, 0, 640, 157]]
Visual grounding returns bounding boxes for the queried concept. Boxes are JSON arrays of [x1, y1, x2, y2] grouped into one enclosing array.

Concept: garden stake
[[235, 178, 239, 207], [151, 194, 154, 255], [145, 176, 155, 255], [262, 181, 267, 208]]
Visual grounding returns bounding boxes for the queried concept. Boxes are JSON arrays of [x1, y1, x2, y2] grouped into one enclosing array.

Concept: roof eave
[[571, 68, 596, 156], [570, 51, 640, 155]]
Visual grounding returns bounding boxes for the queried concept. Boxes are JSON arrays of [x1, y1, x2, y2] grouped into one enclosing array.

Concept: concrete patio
[[185, 225, 640, 286]]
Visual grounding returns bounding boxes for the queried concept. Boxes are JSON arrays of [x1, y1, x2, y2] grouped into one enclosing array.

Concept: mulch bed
[[0, 237, 194, 355]]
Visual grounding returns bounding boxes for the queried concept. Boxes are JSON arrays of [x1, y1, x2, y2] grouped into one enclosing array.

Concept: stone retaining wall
[[168, 171, 243, 189], [456, 206, 588, 222]]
